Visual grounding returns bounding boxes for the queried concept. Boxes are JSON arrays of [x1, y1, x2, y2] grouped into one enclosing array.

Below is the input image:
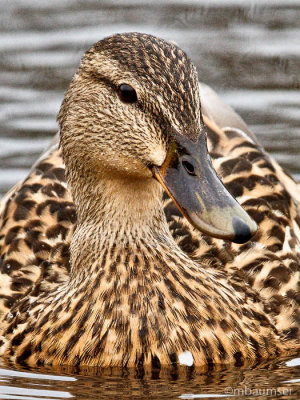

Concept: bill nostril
[[232, 216, 253, 244], [182, 159, 196, 176]]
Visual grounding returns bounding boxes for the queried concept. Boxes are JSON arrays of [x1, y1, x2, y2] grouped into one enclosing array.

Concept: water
[[0, 0, 299, 398], [0, 355, 299, 399]]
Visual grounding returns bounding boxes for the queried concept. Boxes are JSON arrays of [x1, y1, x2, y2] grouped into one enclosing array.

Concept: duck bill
[[152, 133, 258, 243]]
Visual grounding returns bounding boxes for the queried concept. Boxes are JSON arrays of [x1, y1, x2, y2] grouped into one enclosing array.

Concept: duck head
[[59, 32, 257, 243]]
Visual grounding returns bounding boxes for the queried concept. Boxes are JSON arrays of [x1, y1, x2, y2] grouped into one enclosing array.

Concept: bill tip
[[232, 216, 257, 244]]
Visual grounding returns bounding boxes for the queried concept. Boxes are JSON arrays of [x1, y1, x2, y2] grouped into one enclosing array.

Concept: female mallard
[[0, 33, 299, 368]]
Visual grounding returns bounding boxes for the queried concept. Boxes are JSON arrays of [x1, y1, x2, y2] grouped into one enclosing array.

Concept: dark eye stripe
[[117, 84, 137, 103]]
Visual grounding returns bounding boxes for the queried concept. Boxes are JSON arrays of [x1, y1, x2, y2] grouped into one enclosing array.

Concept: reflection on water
[[0, 355, 300, 399], [0, 0, 299, 398]]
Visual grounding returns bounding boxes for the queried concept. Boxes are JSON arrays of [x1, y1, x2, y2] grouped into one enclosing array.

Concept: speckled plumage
[[0, 33, 299, 368]]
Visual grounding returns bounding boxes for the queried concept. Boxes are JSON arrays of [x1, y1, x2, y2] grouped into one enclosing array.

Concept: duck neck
[[67, 167, 175, 276]]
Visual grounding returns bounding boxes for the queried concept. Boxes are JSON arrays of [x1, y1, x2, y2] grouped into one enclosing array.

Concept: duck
[[0, 32, 299, 368]]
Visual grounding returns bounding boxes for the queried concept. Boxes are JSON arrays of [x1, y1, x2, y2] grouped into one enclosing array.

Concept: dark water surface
[[0, 355, 300, 400], [0, 0, 299, 398]]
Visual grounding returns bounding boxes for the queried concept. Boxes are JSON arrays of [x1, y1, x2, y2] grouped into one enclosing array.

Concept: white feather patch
[[179, 351, 194, 366]]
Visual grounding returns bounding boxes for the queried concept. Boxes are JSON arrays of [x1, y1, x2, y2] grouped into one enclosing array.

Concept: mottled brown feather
[[0, 33, 299, 368]]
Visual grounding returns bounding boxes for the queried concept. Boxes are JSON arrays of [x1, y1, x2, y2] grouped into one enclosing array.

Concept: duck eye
[[117, 84, 137, 103]]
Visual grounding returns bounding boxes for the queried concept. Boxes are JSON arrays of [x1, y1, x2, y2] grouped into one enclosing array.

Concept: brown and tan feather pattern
[[0, 32, 299, 368], [167, 116, 300, 341]]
